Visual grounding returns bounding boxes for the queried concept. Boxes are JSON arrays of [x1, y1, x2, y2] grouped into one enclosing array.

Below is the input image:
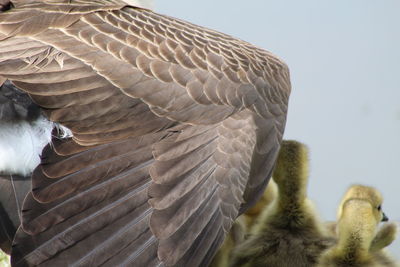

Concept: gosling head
[[337, 184, 388, 223]]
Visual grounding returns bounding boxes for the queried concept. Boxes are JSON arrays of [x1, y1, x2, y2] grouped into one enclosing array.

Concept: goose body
[[317, 185, 398, 267], [0, 1, 291, 266], [231, 140, 335, 267]]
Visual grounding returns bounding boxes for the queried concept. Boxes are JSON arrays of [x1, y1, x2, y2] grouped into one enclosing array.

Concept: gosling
[[230, 140, 335, 267], [317, 185, 398, 267], [325, 185, 397, 254], [337, 185, 398, 266]]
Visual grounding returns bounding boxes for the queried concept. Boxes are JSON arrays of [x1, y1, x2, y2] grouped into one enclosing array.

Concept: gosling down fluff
[[231, 140, 335, 267]]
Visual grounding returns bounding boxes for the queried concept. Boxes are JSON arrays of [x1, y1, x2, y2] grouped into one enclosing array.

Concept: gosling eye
[[377, 205, 382, 211]]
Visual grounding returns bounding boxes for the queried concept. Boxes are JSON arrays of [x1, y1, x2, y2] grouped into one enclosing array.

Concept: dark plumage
[[231, 140, 335, 267], [0, 174, 30, 255], [0, 81, 40, 123], [0, 0, 12, 12]]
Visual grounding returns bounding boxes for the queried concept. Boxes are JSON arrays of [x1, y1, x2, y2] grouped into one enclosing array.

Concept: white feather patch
[[0, 118, 53, 176], [122, 0, 154, 9]]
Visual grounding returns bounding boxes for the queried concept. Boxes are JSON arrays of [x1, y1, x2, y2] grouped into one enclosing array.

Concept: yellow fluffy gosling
[[317, 185, 397, 267], [230, 140, 335, 267]]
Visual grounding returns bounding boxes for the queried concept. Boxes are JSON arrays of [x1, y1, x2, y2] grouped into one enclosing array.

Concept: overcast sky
[[155, 0, 400, 256]]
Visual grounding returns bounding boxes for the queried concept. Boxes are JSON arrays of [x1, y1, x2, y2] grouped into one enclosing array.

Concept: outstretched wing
[[0, 1, 290, 266]]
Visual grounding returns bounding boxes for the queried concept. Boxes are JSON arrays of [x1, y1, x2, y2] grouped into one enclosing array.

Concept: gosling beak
[[382, 212, 389, 222]]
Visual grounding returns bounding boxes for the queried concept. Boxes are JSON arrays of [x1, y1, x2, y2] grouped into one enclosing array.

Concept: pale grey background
[[155, 0, 400, 257]]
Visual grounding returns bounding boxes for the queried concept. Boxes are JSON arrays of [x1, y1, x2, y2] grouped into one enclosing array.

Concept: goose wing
[[0, 1, 290, 266]]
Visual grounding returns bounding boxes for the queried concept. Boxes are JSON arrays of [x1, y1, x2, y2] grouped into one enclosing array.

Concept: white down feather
[[0, 117, 59, 176]]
